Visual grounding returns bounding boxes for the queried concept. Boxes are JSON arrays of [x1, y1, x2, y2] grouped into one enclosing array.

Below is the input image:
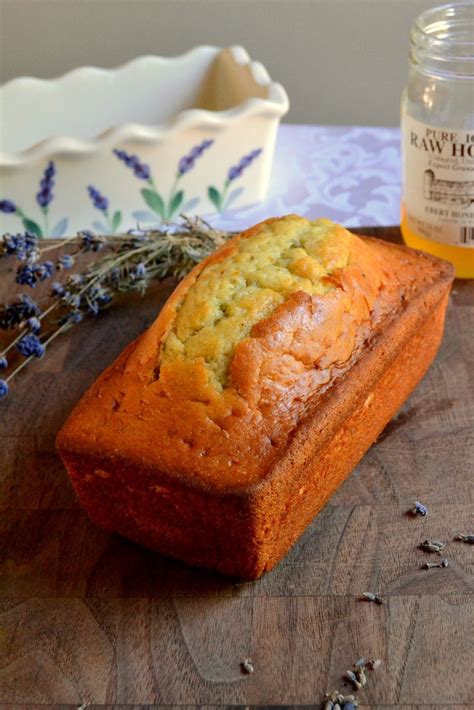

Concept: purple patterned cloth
[[213, 124, 401, 231]]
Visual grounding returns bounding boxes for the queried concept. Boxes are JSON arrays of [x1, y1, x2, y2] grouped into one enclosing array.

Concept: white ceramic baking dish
[[0, 46, 289, 237]]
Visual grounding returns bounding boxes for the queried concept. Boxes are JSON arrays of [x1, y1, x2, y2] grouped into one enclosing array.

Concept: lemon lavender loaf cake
[[57, 216, 454, 578]]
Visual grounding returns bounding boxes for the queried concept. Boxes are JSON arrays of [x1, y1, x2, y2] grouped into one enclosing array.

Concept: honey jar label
[[402, 115, 474, 248]]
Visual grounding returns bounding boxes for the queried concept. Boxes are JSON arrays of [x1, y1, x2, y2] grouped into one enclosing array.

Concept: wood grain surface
[[0, 227, 473, 709]]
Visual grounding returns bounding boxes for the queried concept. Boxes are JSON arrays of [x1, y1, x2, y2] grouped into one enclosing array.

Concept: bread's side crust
[[58, 260, 452, 578], [246, 282, 451, 576]]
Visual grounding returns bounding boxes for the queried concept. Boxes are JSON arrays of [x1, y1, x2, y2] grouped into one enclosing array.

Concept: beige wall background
[[0, 0, 436, 126]]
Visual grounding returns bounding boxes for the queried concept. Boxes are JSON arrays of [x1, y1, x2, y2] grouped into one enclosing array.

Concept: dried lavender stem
[[3, 351, 35, 383], [74, 243, 153, 299], [39, 237, 77, 254]]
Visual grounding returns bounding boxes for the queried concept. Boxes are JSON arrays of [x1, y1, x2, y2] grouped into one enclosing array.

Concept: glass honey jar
[[401, 1, 474, 278]]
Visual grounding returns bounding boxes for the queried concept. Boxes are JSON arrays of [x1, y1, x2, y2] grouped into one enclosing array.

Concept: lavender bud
[[345, 670, 361, 689], [0, 199, 16, 213], [0, 356, 8, 369], [0, 379, 9, 398], [367, 659, 382, 671], [26, 316, 41, 333], [51, 282, 65, 297], [412, 500, 428, 516], [362, 592, 384, 604], [16, 333, 44, 358], [58, 254, 74, 269], [134, 262, 147, 278], [241, 658, 254, 674]]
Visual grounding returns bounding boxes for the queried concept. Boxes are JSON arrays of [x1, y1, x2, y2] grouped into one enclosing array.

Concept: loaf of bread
[[57, 216, 454, 578]]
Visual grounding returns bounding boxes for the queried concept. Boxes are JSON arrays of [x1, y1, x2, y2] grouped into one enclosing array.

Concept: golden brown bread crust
[[57, 217, 454, 578]]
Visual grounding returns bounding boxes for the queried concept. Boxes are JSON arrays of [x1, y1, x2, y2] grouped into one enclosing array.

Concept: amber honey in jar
[[401, 2, 474, 278]]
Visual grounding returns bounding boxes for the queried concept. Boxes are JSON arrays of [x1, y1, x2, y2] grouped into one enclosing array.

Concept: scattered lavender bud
[[353, 658, 366, 668], [0, 356, 8, 369], [455, 534, 474, 544], [362, 592, 385, 604], [344, 703, 357, 710], [345, 670, 361, 690], [0, 379, 9, 398], [420, 540, 445, 555], [241, 658, 254, 674], [366, 659, 382, 671], [423, 558, 449, 569], [411, 500, 428, 516], [419, 539, 445, 554]]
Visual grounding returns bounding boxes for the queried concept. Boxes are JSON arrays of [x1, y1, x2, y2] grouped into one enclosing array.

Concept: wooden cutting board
[[1, 226, 473, 707]]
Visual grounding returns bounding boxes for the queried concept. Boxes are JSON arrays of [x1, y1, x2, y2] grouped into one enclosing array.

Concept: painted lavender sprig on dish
[[36, 161, 55, 231], [87, 185, 122, 234], [0, 161, 69, 238], [114, 139, 214, 221], [0, 216, 230, 398], [208, 148, 262, 212]]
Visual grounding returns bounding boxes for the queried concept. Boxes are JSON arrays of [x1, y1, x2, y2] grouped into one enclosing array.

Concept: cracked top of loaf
[[57, 215, 450, 491], [160, 218, 351, 391]]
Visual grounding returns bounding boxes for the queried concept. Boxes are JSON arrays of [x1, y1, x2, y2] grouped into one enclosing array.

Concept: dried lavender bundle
[[0, 217, 231, 398]]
